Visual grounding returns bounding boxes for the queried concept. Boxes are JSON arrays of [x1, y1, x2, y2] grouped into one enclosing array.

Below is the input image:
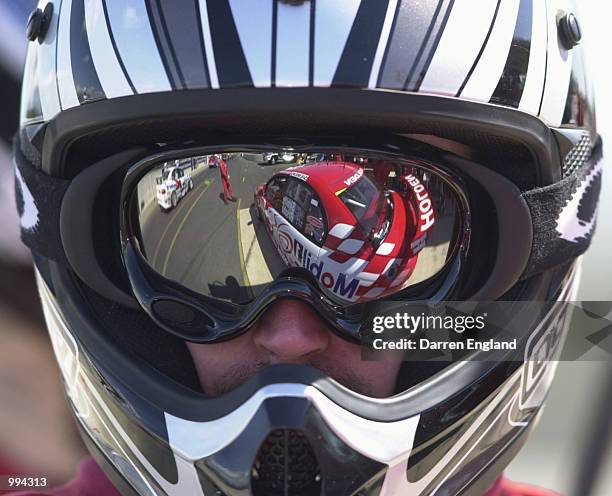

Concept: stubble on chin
[[205, 360, 381, 398]]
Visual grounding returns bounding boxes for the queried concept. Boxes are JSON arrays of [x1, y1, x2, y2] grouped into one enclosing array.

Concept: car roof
[[279, 161, 363, 196]]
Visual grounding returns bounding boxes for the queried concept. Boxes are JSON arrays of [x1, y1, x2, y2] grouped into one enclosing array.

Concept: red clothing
[[219, 159, 234, 202], [7, 457, 558, 496], [485, 477, 560, 496], [219, 159, 229, 180]]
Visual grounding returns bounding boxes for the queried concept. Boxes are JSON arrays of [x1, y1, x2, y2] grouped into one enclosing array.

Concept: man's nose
[[251, 299, 331, 363]]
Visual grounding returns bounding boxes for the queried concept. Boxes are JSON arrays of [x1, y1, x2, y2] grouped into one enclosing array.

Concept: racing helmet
[[14, 0, 603, 495]]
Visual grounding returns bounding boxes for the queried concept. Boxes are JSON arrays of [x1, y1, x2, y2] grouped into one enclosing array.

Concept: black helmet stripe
[[375, 0, 445, 90], [207, 0, 253, 88], [0, 53, 21, 144], [164, 0, 211, 89], [404, 0, 455, 92], [144, 0, 186, 89], [332, 0, 391, 87], [70, 0, 106, 104], [143, 0, 211, 90], [490, 0, 533, 108]]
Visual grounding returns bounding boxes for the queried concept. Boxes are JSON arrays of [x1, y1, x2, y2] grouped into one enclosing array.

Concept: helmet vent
[[251, 429, 321, 496]]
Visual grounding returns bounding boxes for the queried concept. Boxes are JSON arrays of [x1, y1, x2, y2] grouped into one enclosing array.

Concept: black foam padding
[[80, 280, 202, 392]]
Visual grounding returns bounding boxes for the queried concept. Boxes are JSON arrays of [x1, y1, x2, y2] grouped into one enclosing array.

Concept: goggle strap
[[521, 136, 603, 279], [14, 142, 70, 265]]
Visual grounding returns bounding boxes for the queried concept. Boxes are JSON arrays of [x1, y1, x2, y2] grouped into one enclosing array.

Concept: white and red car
[[254, 161, 436, 302], [156, 164, 193, 211]]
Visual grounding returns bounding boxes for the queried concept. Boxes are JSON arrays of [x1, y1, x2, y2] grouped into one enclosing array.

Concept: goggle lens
[[127, 150, 467, 310]]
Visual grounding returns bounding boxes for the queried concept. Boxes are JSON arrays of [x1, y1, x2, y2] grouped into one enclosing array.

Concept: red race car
[[254, 161, 435, 302]]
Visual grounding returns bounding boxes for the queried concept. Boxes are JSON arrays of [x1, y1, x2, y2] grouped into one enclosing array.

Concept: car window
[[284, 178, 300, 202], [338, 174, 386, 238], [284, 179, 308, 231], [266, 176, 288, 211], [279, 178, 327, 245], [295, 183, 311, 210], [304, 198, 326, 244]]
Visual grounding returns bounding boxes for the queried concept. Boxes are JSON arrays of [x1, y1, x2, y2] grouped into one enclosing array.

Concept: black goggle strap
[[14, 138, 603, 285], [521, 136, 603, 279], [14, 144, 70, 266]]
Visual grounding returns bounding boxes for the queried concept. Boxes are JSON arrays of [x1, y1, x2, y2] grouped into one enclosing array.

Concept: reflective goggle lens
[[127, 150, 467, 312]]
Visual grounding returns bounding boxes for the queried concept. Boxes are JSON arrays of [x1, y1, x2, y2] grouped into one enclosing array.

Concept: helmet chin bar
[[36, 257, 580, 496]]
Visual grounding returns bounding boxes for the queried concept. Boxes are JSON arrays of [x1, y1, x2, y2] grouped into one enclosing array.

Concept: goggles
[[15, 135, 602, 343], [121, 145, 471, 342]]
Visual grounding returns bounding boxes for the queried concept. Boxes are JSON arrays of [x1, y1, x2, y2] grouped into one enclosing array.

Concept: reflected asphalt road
[[140, 156, 288, 303]]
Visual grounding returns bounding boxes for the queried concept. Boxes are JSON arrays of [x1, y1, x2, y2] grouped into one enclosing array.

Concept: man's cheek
[[355, 360, 403, 397]]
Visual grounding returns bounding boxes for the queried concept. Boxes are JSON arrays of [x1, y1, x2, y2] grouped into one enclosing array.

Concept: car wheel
[[171, 192, 177, 208]]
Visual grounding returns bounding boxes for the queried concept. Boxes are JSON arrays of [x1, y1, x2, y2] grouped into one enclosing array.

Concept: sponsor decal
[[289, 171, 310, 181], [344, 168, 364, 187], [268, 211, 360, 300], [294, 238, 360, 300], [406, 174, 435, 232]]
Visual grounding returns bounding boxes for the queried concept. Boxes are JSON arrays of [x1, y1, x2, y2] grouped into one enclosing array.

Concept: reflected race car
[[156, 164, 193, 211], [254, 161, 436, 302], [263, 152, 296, 165]]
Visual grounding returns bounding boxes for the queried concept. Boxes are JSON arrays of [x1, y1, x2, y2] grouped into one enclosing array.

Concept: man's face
[[186, 299, 403, 398], [184, 136, 473, 399]]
